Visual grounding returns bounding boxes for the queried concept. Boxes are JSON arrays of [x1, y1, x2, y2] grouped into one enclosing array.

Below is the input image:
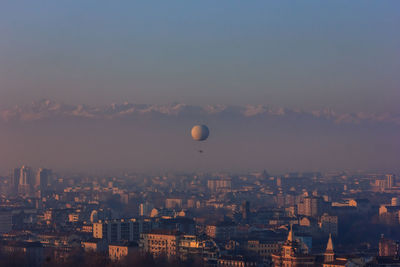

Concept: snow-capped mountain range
[[1, 99, 399, 126]]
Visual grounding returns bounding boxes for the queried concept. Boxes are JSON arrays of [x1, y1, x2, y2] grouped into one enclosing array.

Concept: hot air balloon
[[191, 125, 209, 141]]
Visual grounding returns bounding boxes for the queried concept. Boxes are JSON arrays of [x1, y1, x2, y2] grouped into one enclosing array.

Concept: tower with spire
[[271, 225, 315, 267], [320, 233, 349, 267], [324, 233, 335, 263]]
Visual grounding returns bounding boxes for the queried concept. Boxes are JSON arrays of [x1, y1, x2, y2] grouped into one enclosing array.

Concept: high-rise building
[[165, 198, 183, 209], [140, 230, 180, 258], [35, 168, 52, 192], [298, 196, 327, 218], [207, 178, 231, 192], [379, 235, 399, 257], [386, 174, 396, 189], [17, 166, 34, 196], [205, 221, 236, 241], [241, 201, 250, 222], [319, 214, 338, 236], [140, 231, 218, 262], [10, 168, 20, 194], [93, 219, 151, 243], [10, 166, 51, 197], [379, 205, 400, 225], [392, 197, 400, 206]]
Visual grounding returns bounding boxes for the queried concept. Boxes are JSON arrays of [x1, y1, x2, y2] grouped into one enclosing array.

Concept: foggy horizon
[[0, 98, 398, 174]]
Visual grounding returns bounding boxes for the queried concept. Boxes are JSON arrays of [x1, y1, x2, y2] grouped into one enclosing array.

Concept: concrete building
[[245, 240, 281, 261], [379, 205, 400, 225], [218, 255, 258, 267], [207, 178, 231, 192], [139, 202, 154, 217], [319, 214, 338, 236], [165, 198, 183, 209], [379, 235, 399, 257], [108, 242, 138, 261], [241, 201, 250, 222], [68, 213, 80, 223], [93, 219, 150, 243], [386, 174, 396, 189], [140, 230, 219, 263], [140, 230, 180, 257], [17, 166, 35, 196], [35, 168, 52, 193], [297, 196, 327, 218], [178, 235, 219, 263], [206, 221, 236, 241], [82, 238, 107, 252]]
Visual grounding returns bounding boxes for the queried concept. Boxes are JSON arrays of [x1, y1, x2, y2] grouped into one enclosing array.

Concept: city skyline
[[1, 164, 399, 266], [0, 2, 399, 266]]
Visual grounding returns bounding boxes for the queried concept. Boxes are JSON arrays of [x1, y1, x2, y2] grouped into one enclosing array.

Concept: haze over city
[[0, 99, 399, 173], [0, 1, 399, 267]]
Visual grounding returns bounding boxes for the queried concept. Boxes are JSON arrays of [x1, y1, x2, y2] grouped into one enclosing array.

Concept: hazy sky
[[0, 2, 399, 173], [1, 1, 399, 113]]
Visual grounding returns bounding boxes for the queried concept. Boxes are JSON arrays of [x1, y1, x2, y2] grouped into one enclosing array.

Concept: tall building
[[392, 197, 399, 206], [205, 221, 236, 241], [139, 202, 154, 217], [18, 166, 34, 196], [93, 219, 151, 243], [35, 168, 52, 193], [10, 168, 21, 194], [386, 174, 396, 189], [319, 214, 338, 236], [207, 178, 231, 192], [140, 230, 180, 258], [298, 196, 327, 218], [140, 231, 218, 262], [10, 166, 51, 196], [241, 201, 250, 222], [379, 205, 400, 225], [379, 235, 399, 257], [165, 198, 183, 209]]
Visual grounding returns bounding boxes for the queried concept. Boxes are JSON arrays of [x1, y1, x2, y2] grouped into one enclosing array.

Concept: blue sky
[[0, 1, 399, 112]]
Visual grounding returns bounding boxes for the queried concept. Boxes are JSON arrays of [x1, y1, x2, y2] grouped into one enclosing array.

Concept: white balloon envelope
[[191, 125, 209, 141]]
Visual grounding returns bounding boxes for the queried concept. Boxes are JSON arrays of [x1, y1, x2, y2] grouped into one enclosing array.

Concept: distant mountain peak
[[0, 100, 399, 126]]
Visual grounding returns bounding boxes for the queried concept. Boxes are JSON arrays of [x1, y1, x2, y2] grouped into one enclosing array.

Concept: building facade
[[271, 227, 315, 267]]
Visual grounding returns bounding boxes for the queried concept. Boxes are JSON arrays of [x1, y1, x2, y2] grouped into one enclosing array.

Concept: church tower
[[324, 233, 335, 263], [272, 225, 315, 267]]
